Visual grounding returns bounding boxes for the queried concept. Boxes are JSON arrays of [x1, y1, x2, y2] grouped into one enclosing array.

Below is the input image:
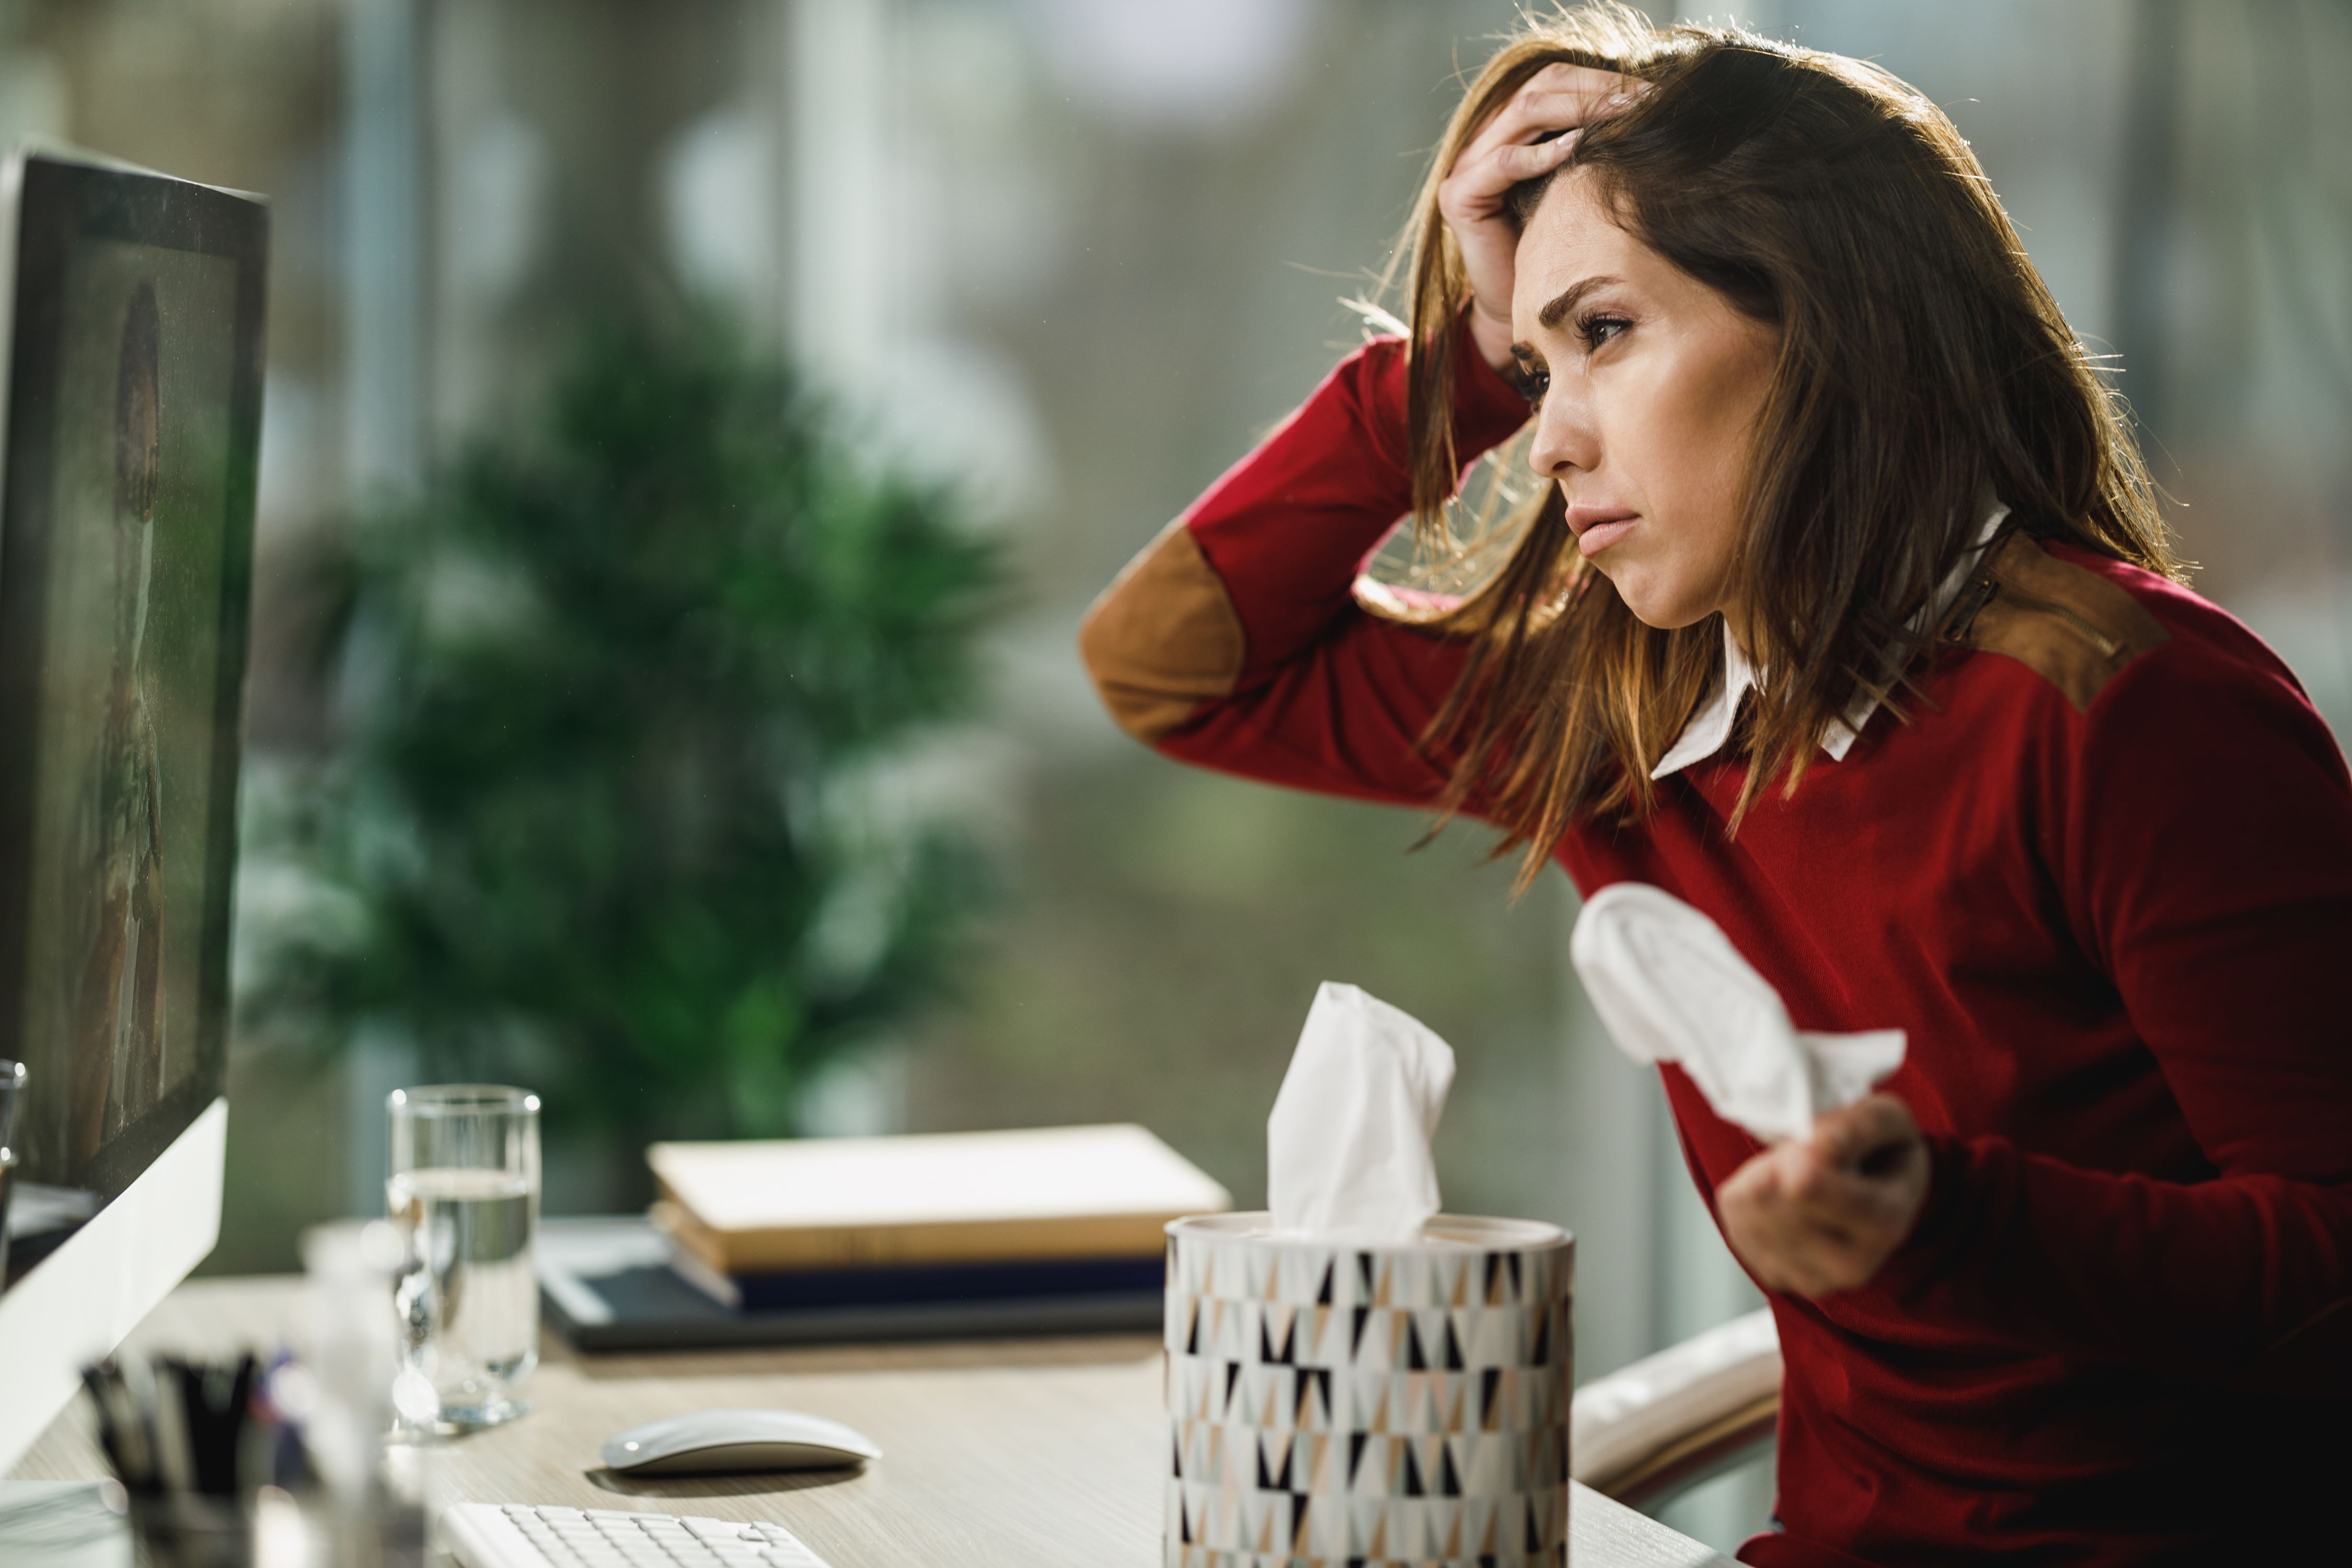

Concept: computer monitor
[[0, 146, 267, 1474]]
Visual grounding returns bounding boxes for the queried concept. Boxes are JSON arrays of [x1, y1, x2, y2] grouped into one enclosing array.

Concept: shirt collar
[[1650, 499, 2010, 782]]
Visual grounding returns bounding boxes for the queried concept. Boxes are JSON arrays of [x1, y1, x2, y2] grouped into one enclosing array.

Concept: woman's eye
[[1577, 313, 1631, 351], [1508, 362, 1551, 406]]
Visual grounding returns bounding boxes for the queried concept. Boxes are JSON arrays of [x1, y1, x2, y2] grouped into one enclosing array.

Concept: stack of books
[[644, 1123, 1232, 1328]]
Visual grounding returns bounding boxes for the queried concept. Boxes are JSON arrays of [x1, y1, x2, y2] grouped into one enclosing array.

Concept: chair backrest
[[1570, 1308, 1781, 1507]]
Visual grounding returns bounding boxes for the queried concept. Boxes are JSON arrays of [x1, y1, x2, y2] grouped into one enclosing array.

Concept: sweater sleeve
[[1077, 328, 1532, 809], [1877, 624, 2352, 1399]]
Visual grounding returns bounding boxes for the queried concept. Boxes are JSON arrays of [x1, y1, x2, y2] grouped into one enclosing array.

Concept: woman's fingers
[[1723, 1160, 1857, 1295], [1469, 79, 1638, 156], [1794, 1136, 1924, 1233], [1814, 1094, 1919, 1167], [1445, 133, 1578, 212], [1448, 67, 1642, 207], [1436, 63, 1645, 371], [1718, 1099, 1934, 1298], [1744, 1180, 1886, 1293], [1790, 1162, 1916, 1239], [1462, 65, 1643, 156]]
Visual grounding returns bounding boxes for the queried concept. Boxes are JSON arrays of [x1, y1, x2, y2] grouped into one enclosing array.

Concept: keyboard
[[439, 1503, 834, 1568]]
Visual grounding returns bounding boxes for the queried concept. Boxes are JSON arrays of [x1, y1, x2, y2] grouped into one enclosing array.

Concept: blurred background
[[4, 0, 2346, 1547]]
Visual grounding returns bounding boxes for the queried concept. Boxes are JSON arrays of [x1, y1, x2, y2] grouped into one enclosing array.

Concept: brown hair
[[1390, 5, 2178, 882]]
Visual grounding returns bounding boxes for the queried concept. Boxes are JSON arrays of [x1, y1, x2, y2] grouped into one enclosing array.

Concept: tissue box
[[1163, 1214, 1573, 1568]]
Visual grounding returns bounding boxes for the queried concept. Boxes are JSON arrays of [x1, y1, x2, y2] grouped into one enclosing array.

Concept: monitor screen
[[0, 149, 264, 1246]]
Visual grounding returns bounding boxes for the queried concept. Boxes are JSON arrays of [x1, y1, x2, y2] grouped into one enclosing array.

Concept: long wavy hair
[[1388, 6, 2177, 882]]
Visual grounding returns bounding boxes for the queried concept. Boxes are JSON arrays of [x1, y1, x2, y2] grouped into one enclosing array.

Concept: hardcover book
[[647, 1123, 1232, 1274]]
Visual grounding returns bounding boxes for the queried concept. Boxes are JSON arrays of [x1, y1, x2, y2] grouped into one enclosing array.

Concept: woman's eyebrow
[[1538, 274, 1625, 331]]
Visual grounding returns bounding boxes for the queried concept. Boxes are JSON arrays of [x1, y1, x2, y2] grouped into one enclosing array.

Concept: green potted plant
[[241, 321, 999, 1177]]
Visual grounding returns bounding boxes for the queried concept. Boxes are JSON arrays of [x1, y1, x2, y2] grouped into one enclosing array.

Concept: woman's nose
[[1525, 386, 1598, 480]]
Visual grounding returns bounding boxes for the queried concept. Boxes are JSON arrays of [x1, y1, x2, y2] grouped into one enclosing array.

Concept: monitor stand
[[0, 1100, 227, 1474]]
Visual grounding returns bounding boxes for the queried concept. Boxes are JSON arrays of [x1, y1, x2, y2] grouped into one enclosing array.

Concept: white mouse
[[599, 1409, 883, 1474]]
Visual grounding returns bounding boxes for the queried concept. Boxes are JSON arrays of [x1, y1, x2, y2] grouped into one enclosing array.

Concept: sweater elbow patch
[[1078, 520, 1247, 743]]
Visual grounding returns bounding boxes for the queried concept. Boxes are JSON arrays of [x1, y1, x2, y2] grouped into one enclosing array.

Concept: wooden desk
[[14, 1277, 1734, 1567]]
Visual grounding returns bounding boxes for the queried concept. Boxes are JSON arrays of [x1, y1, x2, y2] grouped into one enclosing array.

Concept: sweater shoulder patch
[[1947, 534, 2171, 713]]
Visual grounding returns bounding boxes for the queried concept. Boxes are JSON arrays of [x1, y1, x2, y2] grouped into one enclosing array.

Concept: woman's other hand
[[1438, 63, 1642, 372], [1717, 1094, 1932, 1298]]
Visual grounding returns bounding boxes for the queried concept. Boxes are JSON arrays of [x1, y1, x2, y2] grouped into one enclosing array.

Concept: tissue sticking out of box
[[1570, 882, 1905, 1144], [1266, 982, 1455, 1243]]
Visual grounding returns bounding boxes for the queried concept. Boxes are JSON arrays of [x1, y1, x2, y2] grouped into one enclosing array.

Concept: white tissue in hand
[[1267, 982, 1456, 1241], [1570, 882, 1904, 1143]]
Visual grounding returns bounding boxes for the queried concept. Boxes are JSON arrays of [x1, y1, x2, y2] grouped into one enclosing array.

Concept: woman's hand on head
[[1439, 63, 1643, 373], [1716, 1094, 1931, 1298]]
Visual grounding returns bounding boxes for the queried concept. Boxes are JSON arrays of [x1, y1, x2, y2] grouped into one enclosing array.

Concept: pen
[[83, 1353, 266, 1498], [79, 1365, 129, 1484], [146, 1359, 197, 1496], [96, 1361, 155, 1493]]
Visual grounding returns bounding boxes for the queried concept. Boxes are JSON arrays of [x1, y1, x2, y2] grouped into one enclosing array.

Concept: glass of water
[[386, 1084, 540, 1433]]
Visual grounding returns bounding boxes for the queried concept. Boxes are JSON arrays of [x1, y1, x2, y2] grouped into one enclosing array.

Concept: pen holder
[[126, 1491, 249, 1568], [1163, 1213, 1573, 1568]]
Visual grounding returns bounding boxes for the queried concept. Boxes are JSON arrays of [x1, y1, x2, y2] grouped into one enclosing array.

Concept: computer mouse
[[599, 1408, 883, 1474]]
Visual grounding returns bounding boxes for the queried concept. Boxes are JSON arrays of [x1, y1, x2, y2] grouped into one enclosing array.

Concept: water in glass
[[386, 1084, 539, 1432]]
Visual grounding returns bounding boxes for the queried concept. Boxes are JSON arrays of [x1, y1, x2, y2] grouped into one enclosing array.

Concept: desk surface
[[14, 1276, 1734, 1567]]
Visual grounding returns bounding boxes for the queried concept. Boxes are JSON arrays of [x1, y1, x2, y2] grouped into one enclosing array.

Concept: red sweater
[[1079, 335, 2352, 1564]]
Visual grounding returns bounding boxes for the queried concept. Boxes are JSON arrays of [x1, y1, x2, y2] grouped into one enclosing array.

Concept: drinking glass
[[386, 1085, 540, 1433], [0, 1059, 23, 1285]]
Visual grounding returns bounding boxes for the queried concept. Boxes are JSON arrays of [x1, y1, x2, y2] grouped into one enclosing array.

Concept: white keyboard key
[[441, 1502, 833, 1568], [678, 1525, 767, 1566], [739, 1523, 827, 1568]]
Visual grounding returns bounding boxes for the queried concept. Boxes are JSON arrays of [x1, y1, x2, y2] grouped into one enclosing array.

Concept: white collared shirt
[[1650, 502, 2010, 781]]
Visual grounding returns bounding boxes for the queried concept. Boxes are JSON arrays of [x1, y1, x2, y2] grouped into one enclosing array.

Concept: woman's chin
[[1608, 575, 1718, 632]]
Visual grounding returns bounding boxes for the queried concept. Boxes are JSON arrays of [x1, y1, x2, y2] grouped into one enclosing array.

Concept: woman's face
[[1511, 169, 1779, 633]]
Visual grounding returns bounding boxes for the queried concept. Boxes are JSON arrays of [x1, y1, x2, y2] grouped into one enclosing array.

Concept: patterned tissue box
[[1163, 1213, 1574, 1568]]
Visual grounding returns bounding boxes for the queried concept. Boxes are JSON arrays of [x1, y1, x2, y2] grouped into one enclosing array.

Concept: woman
[[1080, 9, 2350, 1565]]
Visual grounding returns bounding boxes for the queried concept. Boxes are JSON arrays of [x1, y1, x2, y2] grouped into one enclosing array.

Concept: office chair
[[1570, 1309, 1781, 1508]]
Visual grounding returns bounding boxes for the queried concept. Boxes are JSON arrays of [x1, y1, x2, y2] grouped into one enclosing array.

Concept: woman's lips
[[1567, 505, 1640, 559]]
